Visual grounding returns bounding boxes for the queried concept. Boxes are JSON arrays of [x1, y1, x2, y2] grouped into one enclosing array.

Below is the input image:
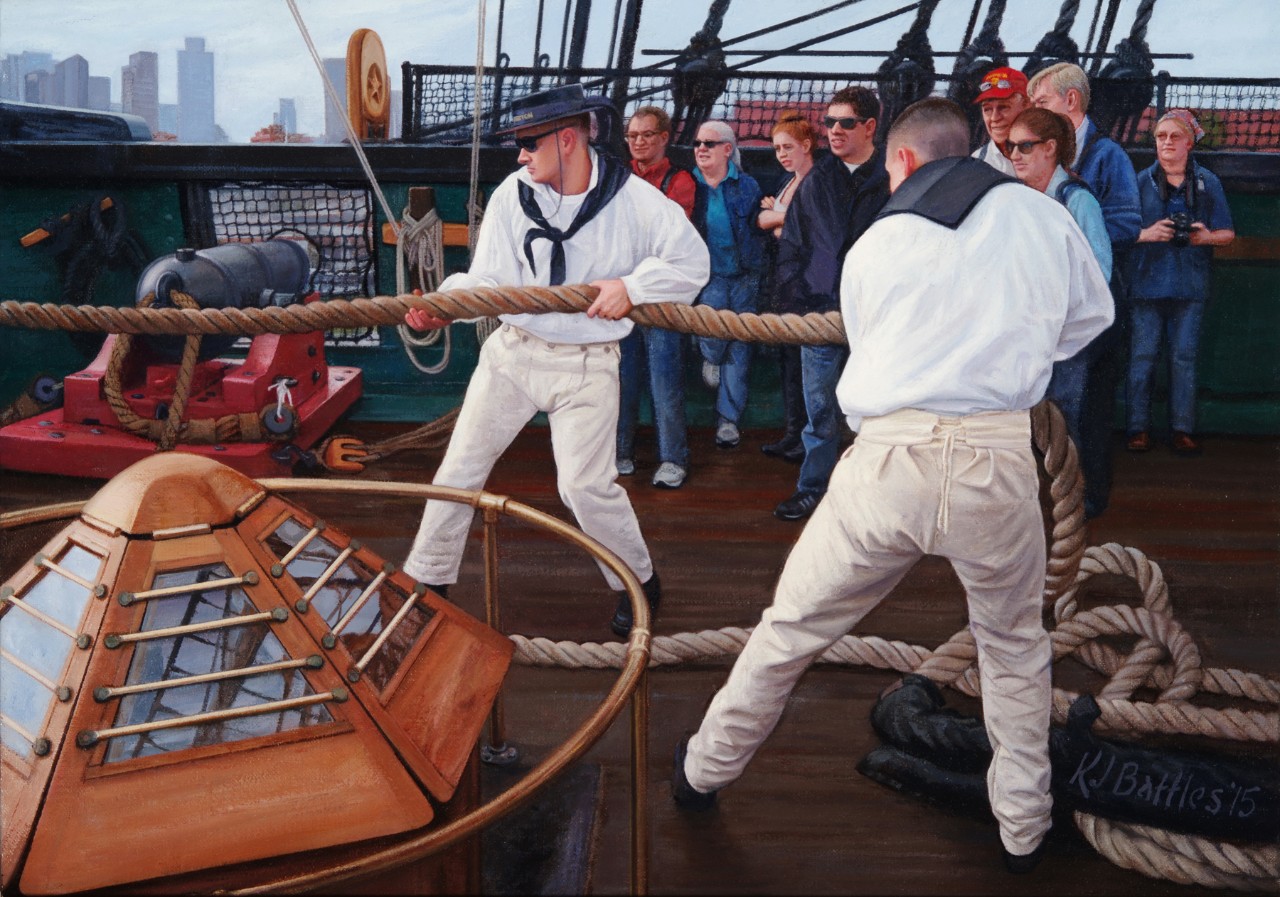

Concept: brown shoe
[[1126, 431, 1152, 452], [1171, 431, 1202, 456]]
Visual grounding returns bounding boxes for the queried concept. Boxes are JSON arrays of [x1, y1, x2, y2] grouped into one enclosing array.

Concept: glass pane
[[0, 656, 51, 747], [263, 517, 314, 561], [358, 583, 436, 693], [282, 533, 342, 585], [22, 569, 91, 633], [58, 544, 104, 583], [296, 551, 380, 635], [0, 608, 73, 683], [140, 564, 251, 631], [103, 561, 332, 763]]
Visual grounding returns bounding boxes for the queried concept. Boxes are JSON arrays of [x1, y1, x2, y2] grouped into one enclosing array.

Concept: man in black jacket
[[772, 85, 890, 521]]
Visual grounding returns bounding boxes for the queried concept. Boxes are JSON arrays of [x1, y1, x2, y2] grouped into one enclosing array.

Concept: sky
[[0, 0, 1274, 142]]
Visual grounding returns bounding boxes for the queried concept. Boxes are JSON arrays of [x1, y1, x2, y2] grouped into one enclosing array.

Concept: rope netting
[[403, 64, 1280, 152], [0, 284, 1275, 891]]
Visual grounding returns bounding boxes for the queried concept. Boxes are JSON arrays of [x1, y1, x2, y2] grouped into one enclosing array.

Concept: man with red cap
[[971, 65, 1029, 176]]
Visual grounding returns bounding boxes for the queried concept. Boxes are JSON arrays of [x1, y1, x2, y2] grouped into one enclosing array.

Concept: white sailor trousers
[[686, 408, 1052, 855], [403, 323, 654, 591]]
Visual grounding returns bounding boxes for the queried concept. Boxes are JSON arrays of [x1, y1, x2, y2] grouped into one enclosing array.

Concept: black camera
[[1170, 211, 1194, 248]]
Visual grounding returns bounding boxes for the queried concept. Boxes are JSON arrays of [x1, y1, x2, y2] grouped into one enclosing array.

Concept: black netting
[[404, 64, 1280, 153], [207, 183, 379, 346]]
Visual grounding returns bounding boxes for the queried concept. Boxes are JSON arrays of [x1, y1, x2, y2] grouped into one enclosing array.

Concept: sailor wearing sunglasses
[[971, 66, 1030, 177], [401, 84, 709, 638]]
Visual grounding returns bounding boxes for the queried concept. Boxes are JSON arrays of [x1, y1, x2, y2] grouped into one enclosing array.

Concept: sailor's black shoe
[[610, 571, 662, 638], [1001, 831, 1048, 874], [672, 735, 718, 811]]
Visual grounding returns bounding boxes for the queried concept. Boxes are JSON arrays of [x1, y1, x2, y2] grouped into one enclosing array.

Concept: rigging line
[[960, 0, 983, 50], [469, 0, 490, 257], [1083, 0, 1106, 59], [534, 0, 547, 67], [1131, 0, 1159, 42], [636, 0, 876, 72], [496, 0, 508, 64], [559, 0, 574, 71], [606, 0, 625, 70], [727, 2, 920, 73], [282, 0, 400, 240], [1090, 0, 1123, 75]]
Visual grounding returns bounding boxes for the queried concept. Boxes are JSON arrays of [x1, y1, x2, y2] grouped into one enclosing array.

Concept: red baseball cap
[[974, 66, 1028, 103]]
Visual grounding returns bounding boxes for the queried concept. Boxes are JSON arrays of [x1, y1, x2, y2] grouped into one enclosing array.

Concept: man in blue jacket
[[1029, 62, 1142, 519], [771, 85, 890, 521]]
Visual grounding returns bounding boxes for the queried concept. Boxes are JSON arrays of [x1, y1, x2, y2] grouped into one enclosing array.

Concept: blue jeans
[[696, 272, 759, 424], [796, 344, 848, 495], [617, 325, 689, 467], [1126, 298, 1205, 435], [1046, 350, 1090, 448]]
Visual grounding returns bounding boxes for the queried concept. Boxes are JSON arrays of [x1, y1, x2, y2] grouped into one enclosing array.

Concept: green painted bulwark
[[0, 143, 1276, 435]]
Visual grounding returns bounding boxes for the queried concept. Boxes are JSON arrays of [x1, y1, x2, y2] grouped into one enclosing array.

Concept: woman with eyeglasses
[[755, 111, 816, 464], [690, 120, 766, 450], [1125, 109, 1235, 456], [1007, 107, 1112, 449]]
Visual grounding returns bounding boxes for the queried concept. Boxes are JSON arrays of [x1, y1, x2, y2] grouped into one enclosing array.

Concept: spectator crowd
[[610, 62, 1234, 521]]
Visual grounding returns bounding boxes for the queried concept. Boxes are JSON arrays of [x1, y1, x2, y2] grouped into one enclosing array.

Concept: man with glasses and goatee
[[771, 85, 889, 523], [400, 85, 708, 639], [616, 106, 698, 491]]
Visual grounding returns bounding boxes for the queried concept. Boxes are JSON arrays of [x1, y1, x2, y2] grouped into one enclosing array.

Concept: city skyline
[[0, 0, 1273, 142]]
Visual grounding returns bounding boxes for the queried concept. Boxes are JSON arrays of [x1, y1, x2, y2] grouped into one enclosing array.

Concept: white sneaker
[[617, 457, 635, 476], [651, 462, 687, 489], [701, 361, 721, 389], [715, 419, 740, 448]]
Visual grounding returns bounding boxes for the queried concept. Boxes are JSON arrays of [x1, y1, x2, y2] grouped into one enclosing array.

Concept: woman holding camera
[[1126, 109, 1235, 456]]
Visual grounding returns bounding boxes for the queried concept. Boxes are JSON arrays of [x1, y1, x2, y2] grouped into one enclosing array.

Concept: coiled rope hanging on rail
[[1, 284, 1275, 891]]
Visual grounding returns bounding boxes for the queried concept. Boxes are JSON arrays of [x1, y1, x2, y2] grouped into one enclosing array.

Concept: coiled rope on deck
[[509, 540, 1280, 891]]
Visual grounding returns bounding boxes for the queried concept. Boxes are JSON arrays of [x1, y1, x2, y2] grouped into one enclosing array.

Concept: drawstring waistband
[[857, 408, 1031, 534]]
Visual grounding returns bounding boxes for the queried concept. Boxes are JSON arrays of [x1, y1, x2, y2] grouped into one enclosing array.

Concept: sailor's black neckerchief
[[517, 150, 632, 285], [875, 156, 1016, 229]]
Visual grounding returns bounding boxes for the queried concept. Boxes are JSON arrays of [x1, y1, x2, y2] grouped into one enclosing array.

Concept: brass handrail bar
[[300, 545, 356, 604], [120, 572, 257, 606], [36, 554, 96, 591], [0, 647, 60, 692], [275, 522, 325, 570], [351, 587, 424, 677], [76, 688, 348, 748], [1, 589, 80, 640], [330, 568, 389, 637], [1, 712, 38, 744], [94, 656, 322, 701], [104, 608, 286, 648]]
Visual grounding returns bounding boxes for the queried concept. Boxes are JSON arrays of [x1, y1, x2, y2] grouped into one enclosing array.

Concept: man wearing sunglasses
[[971, 66, 1030, 177], [616, 105, 697, 490], [1027, 62, 1142, 520], [771, 85, 889, 522], [400, 84, 709, 639]]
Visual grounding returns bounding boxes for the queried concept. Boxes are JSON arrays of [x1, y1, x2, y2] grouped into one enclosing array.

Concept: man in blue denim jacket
[[1029, 62, 1142, 519], [690, 120, 766, 451]]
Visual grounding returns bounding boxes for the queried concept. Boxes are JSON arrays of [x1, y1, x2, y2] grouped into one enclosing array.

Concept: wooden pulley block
[[346, 28, 390, 139]]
